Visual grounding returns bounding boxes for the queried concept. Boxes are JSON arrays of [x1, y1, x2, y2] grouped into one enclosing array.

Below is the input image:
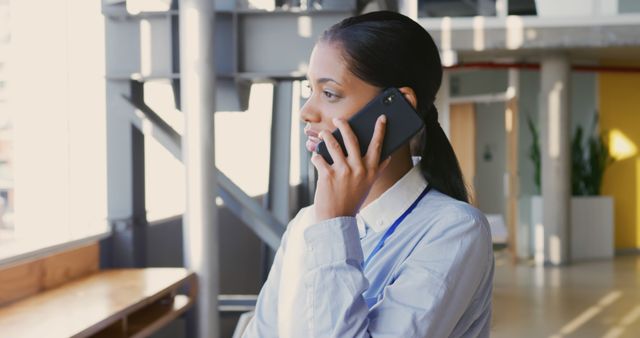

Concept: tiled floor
[[491, 254, 640, 338]]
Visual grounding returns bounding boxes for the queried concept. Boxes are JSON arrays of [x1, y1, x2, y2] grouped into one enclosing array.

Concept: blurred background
[[0, 0, 639, 337]]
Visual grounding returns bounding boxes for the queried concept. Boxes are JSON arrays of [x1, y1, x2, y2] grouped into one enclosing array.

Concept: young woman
[[243, 11, 494, 338]]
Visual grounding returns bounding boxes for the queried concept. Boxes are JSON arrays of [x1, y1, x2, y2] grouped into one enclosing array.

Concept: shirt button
[[377, 220, 383, 227]]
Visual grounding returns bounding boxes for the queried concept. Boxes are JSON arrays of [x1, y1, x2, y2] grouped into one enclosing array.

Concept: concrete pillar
[[505, 69, 519, 261], [539, 54, 571, 266], [180, 0, 220, 337], [495, 0, 508, 17], [398, 0, 418, 20], [436, 70, 451, 139]]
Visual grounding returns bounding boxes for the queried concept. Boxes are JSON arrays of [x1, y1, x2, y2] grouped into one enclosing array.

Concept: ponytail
[[418, 104, 469, 203]]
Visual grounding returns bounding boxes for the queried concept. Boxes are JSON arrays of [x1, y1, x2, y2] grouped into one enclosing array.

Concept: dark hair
[[320, 11, 469, 203]]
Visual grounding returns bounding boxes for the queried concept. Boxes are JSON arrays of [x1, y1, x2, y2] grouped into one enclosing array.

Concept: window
[[143, 81, 276, 222], [0, 0, 108, 264], [0, 0, 14, 242]]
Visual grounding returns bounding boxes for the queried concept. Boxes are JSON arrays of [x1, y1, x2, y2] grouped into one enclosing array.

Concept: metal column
[[130, 124, 148, 267], [102, 12, 146, 268], [539, 54, 572, 266], [267, 81, 294, 226], [180, 0, 220, 337], [262, 80, 293, 281]]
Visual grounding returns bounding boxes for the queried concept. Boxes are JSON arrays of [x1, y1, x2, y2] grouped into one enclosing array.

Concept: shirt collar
[[357, 159, 428, 237]]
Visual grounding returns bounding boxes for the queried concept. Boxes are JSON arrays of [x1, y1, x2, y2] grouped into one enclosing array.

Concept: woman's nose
[[299, 99, 320, 124]]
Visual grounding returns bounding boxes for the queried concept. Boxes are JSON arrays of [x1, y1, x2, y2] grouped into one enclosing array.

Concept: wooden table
[[0, 268, 196, 338]]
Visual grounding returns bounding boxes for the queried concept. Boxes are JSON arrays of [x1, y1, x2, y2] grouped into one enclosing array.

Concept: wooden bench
[[0, 244, 196, 338]]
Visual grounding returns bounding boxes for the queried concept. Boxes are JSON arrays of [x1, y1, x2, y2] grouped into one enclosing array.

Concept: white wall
[[450, 69, 508, 97], [475, 101, 507, 215], [620, 0, 640, 13], [450, 70, 508, 215]]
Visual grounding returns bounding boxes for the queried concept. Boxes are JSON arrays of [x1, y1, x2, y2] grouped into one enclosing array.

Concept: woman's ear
[[398, 87, 418, 110]]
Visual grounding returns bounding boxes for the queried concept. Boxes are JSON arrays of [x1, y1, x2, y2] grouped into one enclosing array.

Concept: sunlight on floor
[[492, 255, 640, 338]]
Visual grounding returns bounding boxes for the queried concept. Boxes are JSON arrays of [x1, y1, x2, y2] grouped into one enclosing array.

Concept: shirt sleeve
[[241, 225, 290, 338], [300, 209, 493, 338]]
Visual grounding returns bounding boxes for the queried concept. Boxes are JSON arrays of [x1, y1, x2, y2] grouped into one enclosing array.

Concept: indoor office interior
[[1, 0, 640, 337]]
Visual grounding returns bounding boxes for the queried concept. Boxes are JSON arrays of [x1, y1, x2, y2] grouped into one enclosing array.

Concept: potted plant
[[524, 113, 615, 262]]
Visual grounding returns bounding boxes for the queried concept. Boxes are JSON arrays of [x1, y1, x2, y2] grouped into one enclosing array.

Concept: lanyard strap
[[362, 184, 431, 269]]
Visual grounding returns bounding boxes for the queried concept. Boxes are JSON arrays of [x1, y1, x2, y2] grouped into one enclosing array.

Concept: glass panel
[[0, 0, 14, 242]]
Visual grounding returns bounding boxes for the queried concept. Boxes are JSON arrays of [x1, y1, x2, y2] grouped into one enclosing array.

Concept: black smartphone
[[316, 87, 425, 165]]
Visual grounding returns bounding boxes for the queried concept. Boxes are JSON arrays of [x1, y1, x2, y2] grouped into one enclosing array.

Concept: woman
[[243, 11, 494, 338]]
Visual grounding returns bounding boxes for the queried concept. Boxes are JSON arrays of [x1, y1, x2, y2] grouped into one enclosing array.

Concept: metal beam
[[218, 294, 259, 312], [218, 172, 284, 250], [123, 82, 284, 250], [418, 14, 640, 56]]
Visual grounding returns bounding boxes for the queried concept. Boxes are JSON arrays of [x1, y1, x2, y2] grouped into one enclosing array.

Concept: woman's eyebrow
[[306, 76, 342, 86]]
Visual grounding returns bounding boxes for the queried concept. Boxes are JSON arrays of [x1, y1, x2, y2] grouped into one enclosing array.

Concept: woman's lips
[[304, 127, 321, 152]]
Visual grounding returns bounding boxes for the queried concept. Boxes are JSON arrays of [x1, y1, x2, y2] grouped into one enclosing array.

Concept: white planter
[[519, 195, 614, 263], [571, 196, 615, 260], [535, 0, 618, 17]]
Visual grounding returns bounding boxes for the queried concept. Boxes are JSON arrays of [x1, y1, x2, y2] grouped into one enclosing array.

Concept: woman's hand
[[310, 115, 391, 222]]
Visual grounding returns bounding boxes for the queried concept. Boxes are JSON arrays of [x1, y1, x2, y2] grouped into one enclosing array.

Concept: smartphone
[[316, 87, 425, 165]]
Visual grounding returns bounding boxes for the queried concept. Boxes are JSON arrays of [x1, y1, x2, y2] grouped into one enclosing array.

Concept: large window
[[0, 0, 108, 263], [0, 0, 14, 242]]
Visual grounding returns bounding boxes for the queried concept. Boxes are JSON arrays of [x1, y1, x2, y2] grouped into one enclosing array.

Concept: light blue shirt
[[243, 162, 494, 338]]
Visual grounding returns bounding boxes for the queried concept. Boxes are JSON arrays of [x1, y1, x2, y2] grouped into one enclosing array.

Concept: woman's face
[[300, 41, 381, 153]]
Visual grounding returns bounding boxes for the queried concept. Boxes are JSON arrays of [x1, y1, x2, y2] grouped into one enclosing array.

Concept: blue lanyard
[[362, 184, 432, 269]]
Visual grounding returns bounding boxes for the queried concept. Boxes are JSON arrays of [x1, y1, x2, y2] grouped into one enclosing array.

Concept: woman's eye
[[323, 90, 337, 99]]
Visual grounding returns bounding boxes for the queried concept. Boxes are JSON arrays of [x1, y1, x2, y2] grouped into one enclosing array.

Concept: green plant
[[571, 125, 587, 195], [527, 113, 614, 196], [527, 117, 541, 195], [584, 126, 615, 195]]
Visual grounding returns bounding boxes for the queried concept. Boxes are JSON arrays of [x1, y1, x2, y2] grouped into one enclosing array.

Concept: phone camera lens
[[383, 94, 394, 105]]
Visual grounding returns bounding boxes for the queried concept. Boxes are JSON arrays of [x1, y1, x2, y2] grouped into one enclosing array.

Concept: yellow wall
[[599, 71, 640, 250]]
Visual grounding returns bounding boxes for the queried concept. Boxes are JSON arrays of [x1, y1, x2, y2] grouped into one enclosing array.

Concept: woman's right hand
[[310, 115, 391, 223]]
